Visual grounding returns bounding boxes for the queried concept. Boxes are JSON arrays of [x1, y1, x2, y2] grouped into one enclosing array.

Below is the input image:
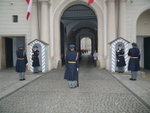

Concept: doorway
[[5, 38, 13, 68], [144, 37, 150, 70], [2, 37, 25, 69], [81, 37, 92, 55], [60, 4, 97, 66]]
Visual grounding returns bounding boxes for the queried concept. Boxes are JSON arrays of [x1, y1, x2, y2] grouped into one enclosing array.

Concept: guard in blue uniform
[[128, 43, 140, 81], [32, 46, 40, 73], [16, 44, 28, 81], [64, 44, 79, 88], [116, 44, 126, 73]]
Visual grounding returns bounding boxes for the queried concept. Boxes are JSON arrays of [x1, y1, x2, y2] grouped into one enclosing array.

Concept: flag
[[26, 0, 33, 20], [87, 0, 94, 5]]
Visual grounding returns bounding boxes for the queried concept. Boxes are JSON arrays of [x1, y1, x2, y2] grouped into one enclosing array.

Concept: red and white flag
[[87, 0, 94, 5], [26, 0, 33, 20]]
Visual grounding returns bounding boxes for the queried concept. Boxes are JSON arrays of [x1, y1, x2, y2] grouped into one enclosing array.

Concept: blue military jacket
[[128, 48, 140, 71], [32, 50, 40, 67], [64, 51, 79, 81], [116, 49, 126, 67], [16, 49, 28, 72]]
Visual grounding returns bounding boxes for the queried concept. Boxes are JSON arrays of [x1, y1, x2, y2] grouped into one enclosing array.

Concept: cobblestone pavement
[[0, 56, 150, 113], [0, 68, 43, 100]]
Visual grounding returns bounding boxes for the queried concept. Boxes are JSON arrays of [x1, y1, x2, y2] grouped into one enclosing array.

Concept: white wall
[[1, 0, 149, 40], [1, 0, 150, 70], [0, 0, 32, 69], [0, 0, 31, 36], [137, 10, 150, 36], [126, 0, 150, 42]]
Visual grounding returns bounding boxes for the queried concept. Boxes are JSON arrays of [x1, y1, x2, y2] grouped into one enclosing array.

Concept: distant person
[[128, 43, 140, 81], [93, 50, 98, 66], [16, 44, 28, 81], [32, 46, 40, 73], [64, 44, 79, 88], [116, 44, 126, 73]]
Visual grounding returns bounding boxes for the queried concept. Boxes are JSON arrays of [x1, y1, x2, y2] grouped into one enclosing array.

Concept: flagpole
[[117, 0, 119, 37], [37, 0, 40, 39]]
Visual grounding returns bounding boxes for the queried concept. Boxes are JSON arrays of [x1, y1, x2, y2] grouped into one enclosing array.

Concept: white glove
[[77, 68, 79, 71]]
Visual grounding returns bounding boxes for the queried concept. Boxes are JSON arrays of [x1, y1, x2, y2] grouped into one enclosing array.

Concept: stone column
[[106, 0, 116, 70], [107, 0, 116, 42], [40, 0, 50, 43], [39, 0, 52, 70], [0, 37, 6, 69], [0, 37, 2, 69], [31, 0, 39, 41], [119, 0, 127, 38]]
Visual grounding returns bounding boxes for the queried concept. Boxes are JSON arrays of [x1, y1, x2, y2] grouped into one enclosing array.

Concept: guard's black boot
[[129, 78, 134, 80]]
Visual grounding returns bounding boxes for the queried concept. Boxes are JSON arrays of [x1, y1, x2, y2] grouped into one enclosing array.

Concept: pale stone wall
[[0, 0, 31, 36], [51, 0, 106, 69], [51, 0, 105, 14], [126, 0, 150, 69], [137, 10, 150, 36], [0, 37, 6, 69], [0, 0, 150, 70], [126, 0, 150, 42], [0, 37, 2, 69], [0, 0, 31, 69], [137, 36, 144, 68]]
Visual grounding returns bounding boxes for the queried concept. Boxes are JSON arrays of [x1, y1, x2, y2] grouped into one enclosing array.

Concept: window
[[12, 15, 18, 23]]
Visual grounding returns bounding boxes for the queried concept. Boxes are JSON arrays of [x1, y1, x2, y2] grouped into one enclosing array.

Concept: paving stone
[[0, 59, 150, 113]]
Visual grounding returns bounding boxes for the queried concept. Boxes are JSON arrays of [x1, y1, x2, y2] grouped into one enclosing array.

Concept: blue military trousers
[[68, 81, 77, 88], [34, 66, 39, 73], [118, 67, 124, 72], [19, 72, 25, 80], [131, 71, 138, 79]]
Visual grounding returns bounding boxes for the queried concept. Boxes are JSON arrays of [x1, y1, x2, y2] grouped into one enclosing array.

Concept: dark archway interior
[[4, 37, 25, 68], [60, 4, 97, 66], [144, 37, 150, 70], [5, 38, 13, 68]]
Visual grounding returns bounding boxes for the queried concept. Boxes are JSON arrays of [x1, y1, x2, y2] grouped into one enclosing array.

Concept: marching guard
[[128, 43, 140, 81], [16, 44, 28, 81], [64, 44, 79, 88], [116, 44, 126, 73], [32, 46, 40, 73]]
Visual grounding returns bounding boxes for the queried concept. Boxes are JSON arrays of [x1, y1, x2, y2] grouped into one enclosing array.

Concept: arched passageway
[[136, 9, 150, 70], [60, 4, 97, 66], [81, 37, 92, 54], [136, 9, 150, 80]]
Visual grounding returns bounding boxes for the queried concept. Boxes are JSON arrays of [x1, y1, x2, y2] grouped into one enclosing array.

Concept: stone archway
[[52, 0, 105, 68], [136, 9, 150, 70], [75, 29, 97, 54], [131, 4, 150, 42], [60, 4, 97, 66]]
